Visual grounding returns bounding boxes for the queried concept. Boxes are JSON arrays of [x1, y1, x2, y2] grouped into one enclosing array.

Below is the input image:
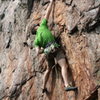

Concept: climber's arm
[[44, 0, 53, 20]]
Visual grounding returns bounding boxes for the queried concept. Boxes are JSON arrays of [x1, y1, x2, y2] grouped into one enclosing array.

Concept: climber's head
[[32, 24, 39, 35]]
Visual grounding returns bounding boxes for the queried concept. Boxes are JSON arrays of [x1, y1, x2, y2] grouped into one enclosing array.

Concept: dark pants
[[46, 48, 66, 68]]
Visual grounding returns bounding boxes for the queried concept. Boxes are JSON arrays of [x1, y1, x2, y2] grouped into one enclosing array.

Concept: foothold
[[0, 13, 5, 20], [0, 24, 2, 32], [42, 88, 48, 93], [6, 38, 11, 49], [0, 68, 1, 73], [95, 25, 100, 34], [23, 42, 28, 47], [65, 0, 73, 5]]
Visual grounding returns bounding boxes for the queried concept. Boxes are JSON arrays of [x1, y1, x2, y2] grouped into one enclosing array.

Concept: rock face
[[0, 0, 100, 100]]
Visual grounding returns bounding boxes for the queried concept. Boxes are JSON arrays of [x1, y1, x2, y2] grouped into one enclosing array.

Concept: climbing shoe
[[65, 86, 77, 91], [42, 88, 48, 93]]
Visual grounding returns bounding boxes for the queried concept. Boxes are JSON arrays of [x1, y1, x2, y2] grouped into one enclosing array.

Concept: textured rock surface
[[0, 0, 100, 100]]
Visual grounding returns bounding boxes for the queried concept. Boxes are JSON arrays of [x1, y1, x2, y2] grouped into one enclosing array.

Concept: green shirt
[[34, 19, 55, 48]]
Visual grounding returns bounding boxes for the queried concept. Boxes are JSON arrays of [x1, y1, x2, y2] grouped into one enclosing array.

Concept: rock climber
[[33, 0, 77, 93]]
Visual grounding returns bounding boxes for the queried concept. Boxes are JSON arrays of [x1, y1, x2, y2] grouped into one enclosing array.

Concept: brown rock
[[0, 0, 100, 100]]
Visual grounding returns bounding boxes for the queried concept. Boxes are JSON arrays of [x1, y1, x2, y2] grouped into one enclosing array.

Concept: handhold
[[42, 1, 50, 6]]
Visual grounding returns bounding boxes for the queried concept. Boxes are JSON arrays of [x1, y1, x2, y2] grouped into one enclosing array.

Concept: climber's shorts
[[46, 48, 66, 68]]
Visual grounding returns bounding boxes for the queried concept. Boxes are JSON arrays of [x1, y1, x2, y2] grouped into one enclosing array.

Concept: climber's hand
[[35, 47, 44, 57], [39, 48, 44, 54], [50, 0, 53, 2]]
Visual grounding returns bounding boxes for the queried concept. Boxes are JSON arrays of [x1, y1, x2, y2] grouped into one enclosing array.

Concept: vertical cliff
[[0, 0, 100, 100]]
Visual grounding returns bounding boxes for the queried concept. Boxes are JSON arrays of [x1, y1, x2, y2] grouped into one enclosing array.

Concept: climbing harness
[[44, 42, 59, 55]]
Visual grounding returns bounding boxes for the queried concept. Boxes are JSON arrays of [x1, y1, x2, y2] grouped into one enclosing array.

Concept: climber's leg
[[42, 54, 55, 92], [57, 57, 69, 87], [42, 66, 51, 90], [55, 49, 69, 87], [56, 49, 77, 91]]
